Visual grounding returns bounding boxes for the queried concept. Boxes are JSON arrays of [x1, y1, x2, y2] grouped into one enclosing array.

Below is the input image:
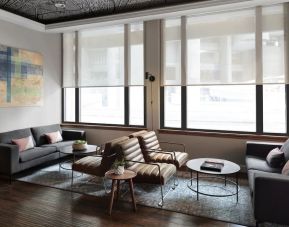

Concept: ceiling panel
[[0, 0, 206, 24]]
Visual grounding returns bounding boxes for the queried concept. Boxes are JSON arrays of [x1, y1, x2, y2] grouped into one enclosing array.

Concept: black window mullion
[[61, 88, 65, 122], [125, 86, 129, 126], [75, 88, 80, 123], [160, 86, 165, 128], [181, 86, 187, 129], [144, 86, 147, 128], [256, 85, 263, 133], [285, 84, 289, 134]]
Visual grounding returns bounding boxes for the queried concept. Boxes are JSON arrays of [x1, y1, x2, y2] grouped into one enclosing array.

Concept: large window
[[162, 5, 287, 134], [63, 23, 145, 126], [187, 86, 256, 131], [80, 87, 124, 124], [129, 23, 145, 126], [262, 5, 286, 133]]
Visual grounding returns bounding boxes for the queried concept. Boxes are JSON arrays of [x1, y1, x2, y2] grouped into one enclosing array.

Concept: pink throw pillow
[[12, 136, 34, 152], [45, 131, 63, 144]]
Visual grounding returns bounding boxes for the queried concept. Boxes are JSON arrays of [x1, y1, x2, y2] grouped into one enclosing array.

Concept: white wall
[[0, 19, 61, 132]]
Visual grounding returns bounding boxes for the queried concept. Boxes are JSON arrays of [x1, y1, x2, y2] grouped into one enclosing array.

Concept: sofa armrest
[[246, 141, 283, 158], [61, 129, 86, 141], [0, 143, 19, 175], [254, 172, 289, 225]]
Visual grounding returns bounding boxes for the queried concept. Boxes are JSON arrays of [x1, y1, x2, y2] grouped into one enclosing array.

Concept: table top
[[186, 158, 240, 175], [105, 169, 137, 180], [59, 144, 98, 155]]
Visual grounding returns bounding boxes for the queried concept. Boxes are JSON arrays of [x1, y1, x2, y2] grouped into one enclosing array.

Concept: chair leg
[[173, 172, 179, 189], [71, 170, 74, 189], [158, 174, 179, 207], [102, 177, 110, 194], [158, 185, 164, 207]]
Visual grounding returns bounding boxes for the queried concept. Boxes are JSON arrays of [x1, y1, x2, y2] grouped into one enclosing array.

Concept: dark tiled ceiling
[[0, 0, 206, 24]]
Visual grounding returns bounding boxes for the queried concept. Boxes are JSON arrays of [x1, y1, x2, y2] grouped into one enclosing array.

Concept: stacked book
[[200, 160, 224, 172]]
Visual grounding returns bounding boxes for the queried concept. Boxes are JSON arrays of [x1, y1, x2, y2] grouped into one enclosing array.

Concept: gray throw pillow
[[282, 160, 289, 175], [266, 147, 285, 168], [280, 139, 289, 161]]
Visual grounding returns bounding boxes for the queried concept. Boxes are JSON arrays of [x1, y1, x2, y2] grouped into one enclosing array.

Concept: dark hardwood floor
[[0, 179, 246, 227]]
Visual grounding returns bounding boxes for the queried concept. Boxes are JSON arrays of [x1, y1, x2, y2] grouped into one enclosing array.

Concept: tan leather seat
[[115, 138, 176, 185], [72, 136, 129, 177], [135, 131, 188, 169]]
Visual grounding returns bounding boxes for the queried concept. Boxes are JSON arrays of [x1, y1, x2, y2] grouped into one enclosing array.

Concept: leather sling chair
[[130, 130, 188, 169], [71, 136, 129, 192], [114, 137, 177, 207]]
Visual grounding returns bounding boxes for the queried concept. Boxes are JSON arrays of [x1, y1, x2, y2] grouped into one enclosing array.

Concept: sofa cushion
[[41, 140, 74, 151], [45, 131, 63, 144], [266, 147, 285, 168], [246, 155, 282, 173], [12, 136, 34, 152], [0, 128, 35, 145], [280, 138, 289, 161], [31, 124, 62, 146], [19, 146, 57, 162], [282, 160, 289, 175]]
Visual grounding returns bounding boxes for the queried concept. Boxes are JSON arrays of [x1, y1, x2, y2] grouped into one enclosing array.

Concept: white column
[[144, 20, 162, 130]]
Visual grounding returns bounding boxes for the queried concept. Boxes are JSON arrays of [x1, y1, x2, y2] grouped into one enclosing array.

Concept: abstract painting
[[0, 44, 43, 107]]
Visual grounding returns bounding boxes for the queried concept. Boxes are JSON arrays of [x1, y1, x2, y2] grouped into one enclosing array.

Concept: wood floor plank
[[0, 180, 246, 227]]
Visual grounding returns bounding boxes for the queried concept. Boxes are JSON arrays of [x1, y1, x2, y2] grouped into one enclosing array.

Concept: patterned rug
[[15, 163, 285, 227]]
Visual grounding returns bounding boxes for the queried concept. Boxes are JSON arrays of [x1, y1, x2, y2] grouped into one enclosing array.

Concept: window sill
[[61, 123, 147, 132], [158, 129, 288, 142]]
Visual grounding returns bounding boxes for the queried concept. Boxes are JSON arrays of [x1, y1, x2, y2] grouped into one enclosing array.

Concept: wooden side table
[[105, 169, 137, 215]]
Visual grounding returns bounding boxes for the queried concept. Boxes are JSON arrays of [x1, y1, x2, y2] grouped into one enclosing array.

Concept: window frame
[[62, 23, 146, 128], [160, 6, 289, 136], [62, 86, 146, 128]]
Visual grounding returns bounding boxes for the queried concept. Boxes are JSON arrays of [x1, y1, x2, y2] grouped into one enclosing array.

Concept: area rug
[[15, 163, 285, 227]]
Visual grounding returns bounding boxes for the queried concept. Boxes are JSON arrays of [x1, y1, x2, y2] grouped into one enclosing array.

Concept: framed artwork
[[0, 44, 43, 107]]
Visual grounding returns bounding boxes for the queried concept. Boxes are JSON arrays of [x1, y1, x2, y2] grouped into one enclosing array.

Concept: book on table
[[200, 160, 224, 172]]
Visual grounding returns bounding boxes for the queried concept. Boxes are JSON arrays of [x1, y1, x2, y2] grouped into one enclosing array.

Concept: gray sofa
[[246, 141, 289, 226], [0, 124, 85, 182]]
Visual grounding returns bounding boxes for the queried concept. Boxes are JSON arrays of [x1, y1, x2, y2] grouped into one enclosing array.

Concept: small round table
[[59, 144, 98, 170], [186, 158, 240, 202], [105, 169, 137, 216]]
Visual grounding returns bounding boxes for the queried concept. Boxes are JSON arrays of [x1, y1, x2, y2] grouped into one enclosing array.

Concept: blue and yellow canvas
[[0, 44, 43, 107]]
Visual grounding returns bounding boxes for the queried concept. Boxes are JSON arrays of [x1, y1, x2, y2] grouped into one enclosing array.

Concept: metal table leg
[[58, 152, 61, 172], [236, 172, 239, 203], [197, 171, 199, 200], [190, 170, 193, 186]]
